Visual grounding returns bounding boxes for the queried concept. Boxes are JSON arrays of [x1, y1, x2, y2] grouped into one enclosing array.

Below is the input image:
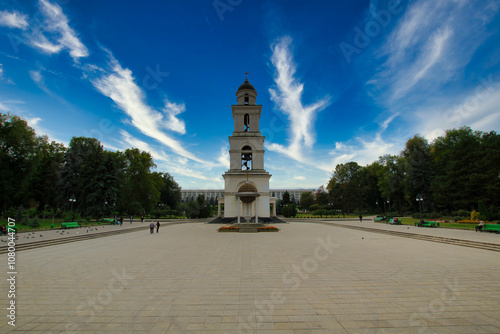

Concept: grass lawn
[[375, 217, 477, 230]]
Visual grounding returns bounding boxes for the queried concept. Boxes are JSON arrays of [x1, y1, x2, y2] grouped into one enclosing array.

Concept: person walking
[[149, 222, 155, 234], [130, 216, 133, 224], [156, 221, 160, 233], [141, 216, 144, 223], [119, 216, 123, 226], [359, 214, 363, 222]]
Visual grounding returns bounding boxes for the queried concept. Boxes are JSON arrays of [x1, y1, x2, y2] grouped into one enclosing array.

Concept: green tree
[[376, 155, 406, 214], [431, 127, 482, 211], [0, 114, 43, 212], [158, 172, 182, 210], [282, 191, 291, 205], [300, 192, 315, 211], [119, 148, 160, 216], [402, 135, 434, 212], [282, 204, 297, 218], [315, 186, 329, 206], [327, 162, 364, 214]]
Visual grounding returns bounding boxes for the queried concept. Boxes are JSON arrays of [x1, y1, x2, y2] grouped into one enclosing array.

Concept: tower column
[[255, 197, 258, 223], [237, 198, 241, 224]]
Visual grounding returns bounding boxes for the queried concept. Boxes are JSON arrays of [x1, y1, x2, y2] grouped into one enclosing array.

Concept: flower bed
[[257, 225, 280, 232], [457, 220, 491, 224], [218, 225, 239, 232]]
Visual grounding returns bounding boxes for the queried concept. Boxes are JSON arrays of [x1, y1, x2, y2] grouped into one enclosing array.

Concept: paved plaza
[[1, 221, 500, 333]]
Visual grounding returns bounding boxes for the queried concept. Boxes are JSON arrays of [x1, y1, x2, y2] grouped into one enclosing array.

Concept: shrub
[[471, 210, 480, 221], [452, 216, 462, 222], [457, 209, 469, 218], [28, 218, 40, 228], [283, 204, 297, 218]]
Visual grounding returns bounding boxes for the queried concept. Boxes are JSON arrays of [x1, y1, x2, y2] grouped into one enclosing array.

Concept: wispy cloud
[[267, 36, 331, 162], [29, 0, 89, 61], [90, 52, 205, 164], [120, 130, 220, 183], [0, 10, 28, 30], [162, 99, 186, 134], [366, 0, 500, 143]]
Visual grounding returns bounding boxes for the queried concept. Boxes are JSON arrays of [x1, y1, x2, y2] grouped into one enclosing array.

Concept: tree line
[[0, 113, 184, 221], [322, 127, 499, 219]]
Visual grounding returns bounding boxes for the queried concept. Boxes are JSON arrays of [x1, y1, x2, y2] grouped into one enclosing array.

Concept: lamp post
[[416, 194, 423, 220], [103, 199, 107, 223], [329, 202, 333, 218], [387, 198, 391, 215], [340, 195, 345, 218], [69, 194, 76, 221], [376, 200, 379, 215]]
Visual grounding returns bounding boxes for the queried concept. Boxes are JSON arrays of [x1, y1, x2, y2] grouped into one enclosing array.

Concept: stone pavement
[[1, 221, 500, 333]]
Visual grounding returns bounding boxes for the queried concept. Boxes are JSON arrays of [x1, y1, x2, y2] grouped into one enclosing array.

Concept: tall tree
[[0, 114, 42, 211], [300, 191, 315, 211], [403, 135, 434, 212], [431, 127, 482, 211]]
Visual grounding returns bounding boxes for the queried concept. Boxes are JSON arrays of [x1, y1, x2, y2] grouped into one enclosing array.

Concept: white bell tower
[[218, 74, 275, 221]]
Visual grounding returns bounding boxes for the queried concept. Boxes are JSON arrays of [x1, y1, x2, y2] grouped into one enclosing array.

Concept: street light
[[69, 194, 76, 221], [103, 199, 108, 223], [416, 194, 424, 220], [387, 198, 391, 215], [376, 200, 379, 214], [340, 195, 345, 218]]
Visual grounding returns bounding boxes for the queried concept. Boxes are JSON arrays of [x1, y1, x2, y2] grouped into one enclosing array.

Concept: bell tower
[[218, 74, 275, 221]]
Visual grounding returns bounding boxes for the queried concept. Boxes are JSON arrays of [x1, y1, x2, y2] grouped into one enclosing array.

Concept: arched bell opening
[[241, 145, 252, 170]]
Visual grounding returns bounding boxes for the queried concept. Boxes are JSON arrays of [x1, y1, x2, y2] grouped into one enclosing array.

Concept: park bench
[[374, 216, 385, 222], [475, 223, 500, 234], [3, 225, 17, 235], [388, 218, 402, 225], [415, 220, 439, 228], [102, 218, 118, 225], [61, 222, 81, 229]]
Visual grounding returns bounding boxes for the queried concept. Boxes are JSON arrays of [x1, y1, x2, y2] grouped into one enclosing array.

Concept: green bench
[[415, 220, 440, 228], [375, 216, 392, 222], [3, 225, 17, 235], [475, 223, 500, 234], [388, 218, 402, 225], [102, 218, 118, 225], [61, 222, 81, 229]]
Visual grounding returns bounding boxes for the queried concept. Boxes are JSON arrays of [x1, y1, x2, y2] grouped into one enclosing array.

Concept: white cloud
[[0, 102, 9, 111], [120, 130, 220, 183], [29, 70, 43, 84], [217, 145, 230, 169], [90, 53, 205, 164], [162, 99, 186, 134], [267, 36, 331, 162], [0, 10, 28, 29], [29, 0, 89, 61]]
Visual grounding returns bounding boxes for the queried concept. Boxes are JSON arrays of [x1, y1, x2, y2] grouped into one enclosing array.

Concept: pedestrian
[[359, 214, 363, 222], [119, 216, 123, 226], [130, 216, 133, 224], [141, 215, 144, 223], [149, 222, 155, 234], [156, 221, 160, 233]]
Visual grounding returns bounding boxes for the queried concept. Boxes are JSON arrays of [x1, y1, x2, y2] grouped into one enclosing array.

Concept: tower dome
[[236, 77, 257, 105], [237, 79, 256, 93]]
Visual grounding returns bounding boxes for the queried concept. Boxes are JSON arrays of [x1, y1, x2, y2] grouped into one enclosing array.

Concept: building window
[[244, 96, 249, 105]]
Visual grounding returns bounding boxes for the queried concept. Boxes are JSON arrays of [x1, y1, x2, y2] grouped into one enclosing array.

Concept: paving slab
[[0, 221, 499, 333]]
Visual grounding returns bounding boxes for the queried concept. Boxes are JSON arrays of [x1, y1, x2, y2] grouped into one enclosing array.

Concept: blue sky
[[1, 0, 499, 190]]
